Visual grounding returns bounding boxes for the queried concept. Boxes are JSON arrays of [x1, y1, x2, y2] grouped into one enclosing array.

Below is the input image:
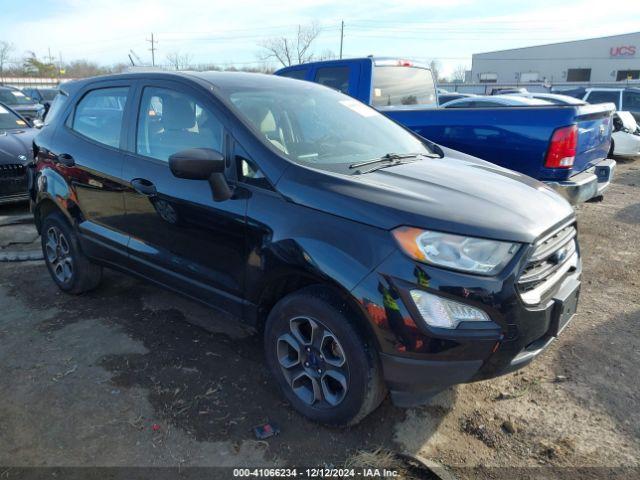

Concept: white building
[[471, 32, 640, 84]]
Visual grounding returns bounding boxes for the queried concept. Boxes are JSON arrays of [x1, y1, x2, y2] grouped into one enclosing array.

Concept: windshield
[[226, 81, 432, 174], [0, 89, 34, 105], [372, 66, 437, 107], [0, 104, 29, 129]]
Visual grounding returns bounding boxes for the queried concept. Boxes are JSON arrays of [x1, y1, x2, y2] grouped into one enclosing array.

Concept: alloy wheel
[[276, 316, 349, 408], [45, 226, 74, 284]]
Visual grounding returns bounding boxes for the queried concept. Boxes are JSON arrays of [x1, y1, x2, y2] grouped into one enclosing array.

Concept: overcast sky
[[2, 0, 639, 76]]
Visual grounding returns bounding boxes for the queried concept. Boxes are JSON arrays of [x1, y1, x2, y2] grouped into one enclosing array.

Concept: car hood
[[616, 111, 638, 130], [0, 129, 37, 165], [278, 147, 574, 244]]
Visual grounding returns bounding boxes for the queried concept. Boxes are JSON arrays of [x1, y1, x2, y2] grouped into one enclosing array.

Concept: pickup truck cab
[[32, 71, 580, 425], [276, 57, 616, 204]]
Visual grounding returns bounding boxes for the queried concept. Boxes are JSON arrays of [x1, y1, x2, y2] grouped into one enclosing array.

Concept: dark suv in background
[[31, 72, 580, 425]]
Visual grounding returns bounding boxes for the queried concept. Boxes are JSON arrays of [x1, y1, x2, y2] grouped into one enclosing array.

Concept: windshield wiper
[[349, 153, 421, 169]]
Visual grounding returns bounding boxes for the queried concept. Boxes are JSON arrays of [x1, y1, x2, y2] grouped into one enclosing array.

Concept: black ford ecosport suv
[[31, 72, 580, 426]]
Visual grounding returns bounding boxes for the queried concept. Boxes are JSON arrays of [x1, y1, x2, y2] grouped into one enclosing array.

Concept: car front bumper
[[545, 158, 616, 204], [351, 233, 581, 407]]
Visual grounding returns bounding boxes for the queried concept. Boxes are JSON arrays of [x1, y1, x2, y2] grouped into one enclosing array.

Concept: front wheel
[[264, 286, 386, 426]]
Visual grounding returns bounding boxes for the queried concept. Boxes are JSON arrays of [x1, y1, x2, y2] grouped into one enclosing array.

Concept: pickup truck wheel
[[41, 212, 102, 294], [264, 286, 386, 426]]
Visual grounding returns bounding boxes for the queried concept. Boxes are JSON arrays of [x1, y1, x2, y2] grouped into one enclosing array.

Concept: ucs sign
[[610, 46, 636, 57]]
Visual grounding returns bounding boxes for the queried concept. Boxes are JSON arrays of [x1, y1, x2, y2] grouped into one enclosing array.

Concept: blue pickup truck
[[275, 57, 616, 203]]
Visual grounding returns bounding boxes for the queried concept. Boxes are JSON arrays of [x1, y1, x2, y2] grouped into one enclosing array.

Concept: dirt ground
[[1, 160, 638, 478]]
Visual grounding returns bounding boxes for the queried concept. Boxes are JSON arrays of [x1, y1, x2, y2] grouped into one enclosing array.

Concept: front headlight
[[392, 227, 520, 275]]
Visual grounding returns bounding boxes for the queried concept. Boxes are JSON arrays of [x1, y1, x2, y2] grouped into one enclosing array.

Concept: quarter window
[[136, 87, 224, 161], [71, 87, 129, 148], [314, 67, 350, 94], [280, 69, 308, 80], [236, 143, 271, 190]]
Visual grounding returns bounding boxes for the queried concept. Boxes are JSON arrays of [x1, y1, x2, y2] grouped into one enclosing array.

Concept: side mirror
[[168, 148, 232, 202]]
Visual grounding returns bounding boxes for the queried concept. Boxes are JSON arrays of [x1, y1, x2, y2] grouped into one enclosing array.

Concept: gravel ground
[[0, 159, 638, 478]]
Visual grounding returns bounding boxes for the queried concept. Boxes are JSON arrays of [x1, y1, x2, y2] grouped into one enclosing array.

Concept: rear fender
[[33, 166, 83, 230]]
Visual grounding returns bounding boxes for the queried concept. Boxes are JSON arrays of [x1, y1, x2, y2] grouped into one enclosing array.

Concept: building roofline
[[473, 31, 640, 57]]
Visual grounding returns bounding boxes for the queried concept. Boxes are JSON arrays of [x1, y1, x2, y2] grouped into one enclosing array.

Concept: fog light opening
[[410, 290, 490, 329]]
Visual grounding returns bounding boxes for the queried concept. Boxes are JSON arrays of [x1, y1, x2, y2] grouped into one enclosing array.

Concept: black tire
[[609, 139, 615, 158], [264, 286, 386, 426], [41, 211, 102, 294]]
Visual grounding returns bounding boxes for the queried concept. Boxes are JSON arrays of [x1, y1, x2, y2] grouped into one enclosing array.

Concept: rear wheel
[[264, 286, 386, 426], [41, 212, 102, 294]]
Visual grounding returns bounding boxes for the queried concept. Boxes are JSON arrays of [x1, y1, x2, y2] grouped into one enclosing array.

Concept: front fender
[[244, 193, 397, 307]]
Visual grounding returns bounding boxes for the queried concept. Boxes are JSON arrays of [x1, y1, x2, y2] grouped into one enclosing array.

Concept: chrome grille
[[518, 224, 579, 304]]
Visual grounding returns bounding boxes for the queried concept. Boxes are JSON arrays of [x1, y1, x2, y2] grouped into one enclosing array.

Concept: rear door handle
[[130, 178, 157, 196], [55, 153, 75, 167]]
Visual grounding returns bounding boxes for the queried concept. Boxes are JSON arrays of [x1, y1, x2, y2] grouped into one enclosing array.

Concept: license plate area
[[551, 284, 580, 336]]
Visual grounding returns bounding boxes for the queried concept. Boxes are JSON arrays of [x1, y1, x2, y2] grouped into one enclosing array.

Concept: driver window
[[137, 86, 224, 161]]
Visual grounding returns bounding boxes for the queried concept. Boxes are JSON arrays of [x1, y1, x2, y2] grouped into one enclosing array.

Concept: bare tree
[[259, 22, 320, 67], [0, 41, 14, 76], [166, 51, 193, 71], [450, 64, 467, 83], [318, 49, 336, 61]]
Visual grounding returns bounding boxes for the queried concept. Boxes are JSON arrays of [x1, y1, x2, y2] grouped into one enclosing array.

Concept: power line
[[339, 20, 344, 59]]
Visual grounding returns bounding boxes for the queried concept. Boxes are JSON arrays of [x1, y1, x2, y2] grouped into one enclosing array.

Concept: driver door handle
[[130, 178, 157, 196]]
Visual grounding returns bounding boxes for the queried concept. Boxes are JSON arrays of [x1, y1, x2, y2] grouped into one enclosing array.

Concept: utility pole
[[147, 33, 157, 66], [339, 21, 344, 59]]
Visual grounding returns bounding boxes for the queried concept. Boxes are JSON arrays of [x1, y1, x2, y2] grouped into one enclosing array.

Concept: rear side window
[[314, 67, 350, 94], [71, 87, 129, 148], [586, 91, 620, 108], [372, 66, 436, 107], [136, 86, 224, 162], [280, 69, 308, 80]]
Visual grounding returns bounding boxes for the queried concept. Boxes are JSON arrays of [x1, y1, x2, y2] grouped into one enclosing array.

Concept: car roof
[[520, 93, 586, 105], [442, 95, 552, 107], [585, 87, 640, 92], [62, 70, 331, 97]]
